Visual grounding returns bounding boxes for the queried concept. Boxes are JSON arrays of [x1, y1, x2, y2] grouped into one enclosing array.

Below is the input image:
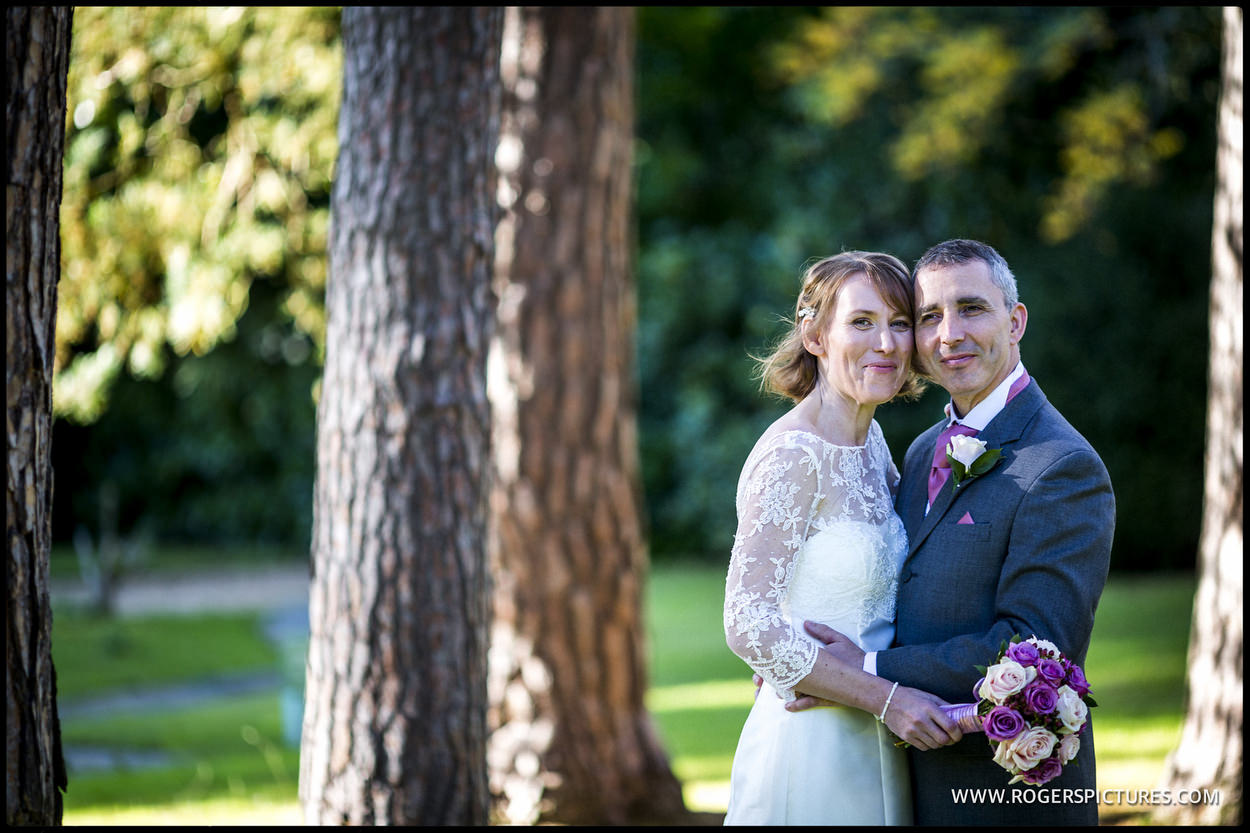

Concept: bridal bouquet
[[944, 635, 1097, 786]]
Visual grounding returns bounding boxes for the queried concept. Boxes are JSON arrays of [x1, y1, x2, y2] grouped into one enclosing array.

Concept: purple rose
[[1020, 755, 1063, 786], [1036, 658, 1065, 685], [1064, 664, 1091, 696], [1005, 641, 1040, 667], [983, 705, 1027, 742], [1022, 681, 1059, 715]]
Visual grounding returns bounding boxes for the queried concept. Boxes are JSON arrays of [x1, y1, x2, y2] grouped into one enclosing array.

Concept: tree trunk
[[5, 6, 73, 826], [487, 7, 690, 825], [299, 7, 501, 825], [1156, 6, 1242, 826]]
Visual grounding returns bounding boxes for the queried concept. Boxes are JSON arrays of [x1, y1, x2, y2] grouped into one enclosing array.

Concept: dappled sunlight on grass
[[680, 778, 733, 815], [64, 794, 301, 826], [646, 678, 755, 713], [51, 564, 1193, 824], [643, 566, 1197, 819]]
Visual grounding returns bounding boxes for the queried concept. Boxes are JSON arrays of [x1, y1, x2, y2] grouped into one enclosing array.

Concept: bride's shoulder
[[754, 413, 826, 451], [740, 419, 828, 478]]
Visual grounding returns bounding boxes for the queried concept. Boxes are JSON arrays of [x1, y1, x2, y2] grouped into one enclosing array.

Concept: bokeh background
[[47, 6, 1223, 824], [54, 6, 1219, 573]]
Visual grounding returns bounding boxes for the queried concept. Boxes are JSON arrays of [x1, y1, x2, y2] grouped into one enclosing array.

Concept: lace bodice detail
[[723, 422, 908, 700]]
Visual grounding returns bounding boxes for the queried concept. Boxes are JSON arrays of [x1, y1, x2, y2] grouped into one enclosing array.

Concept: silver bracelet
[[878, 681, 899, 722]]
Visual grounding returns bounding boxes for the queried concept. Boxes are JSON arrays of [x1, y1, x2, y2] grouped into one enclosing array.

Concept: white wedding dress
[[723, 423, 911, 826]]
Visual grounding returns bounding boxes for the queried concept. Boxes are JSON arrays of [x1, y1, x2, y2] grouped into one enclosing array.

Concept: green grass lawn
[[53, 610, 278, 699], [643, 563, 1197, 822], [53, 563, 1195, 825]]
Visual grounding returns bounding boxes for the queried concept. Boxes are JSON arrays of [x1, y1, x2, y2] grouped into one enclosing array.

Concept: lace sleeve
[[723, 436, 822, 699]]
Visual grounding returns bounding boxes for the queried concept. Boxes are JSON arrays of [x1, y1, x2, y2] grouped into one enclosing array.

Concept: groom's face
[[913, 259, 1026, 416]]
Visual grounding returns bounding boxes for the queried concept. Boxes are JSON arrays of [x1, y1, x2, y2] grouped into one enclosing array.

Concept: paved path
[[52, 564, 311, 775], [51, 563, 310, 616]]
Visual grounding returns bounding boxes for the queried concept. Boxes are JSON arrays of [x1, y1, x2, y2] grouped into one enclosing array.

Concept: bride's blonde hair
[[755, 251, 926, 403]]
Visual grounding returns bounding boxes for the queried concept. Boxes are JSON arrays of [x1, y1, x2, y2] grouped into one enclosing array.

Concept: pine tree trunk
[[487, 7, 690, 825], [5, 6, 73, 826], [299, 7, 502, 825], [1156, 6, 1243, 825]]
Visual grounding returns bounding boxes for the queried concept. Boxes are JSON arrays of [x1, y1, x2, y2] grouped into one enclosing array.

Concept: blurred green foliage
[[634, 6, 1219, 569], [52, 7, 1221, 570], [53, 7, 338, 547]]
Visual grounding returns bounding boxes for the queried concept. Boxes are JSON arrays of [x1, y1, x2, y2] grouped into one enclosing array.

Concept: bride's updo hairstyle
[[755, 251, 926, 403]]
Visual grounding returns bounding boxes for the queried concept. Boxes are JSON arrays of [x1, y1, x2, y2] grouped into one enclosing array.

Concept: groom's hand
[[803, 620, 866, 667]]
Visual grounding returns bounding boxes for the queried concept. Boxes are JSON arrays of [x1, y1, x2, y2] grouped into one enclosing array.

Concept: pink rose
[[1005, 725, 1058, 771], [992, 734, 1018, 773], [978, 660, 1037, 704], [1058, 733, 1081, 764]]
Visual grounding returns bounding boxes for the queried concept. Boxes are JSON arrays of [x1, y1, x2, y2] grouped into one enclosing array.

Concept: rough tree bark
[[486, 7, 690, 825], [1156, 5, 1243, 826], [299, 7, 502, 825], [6, 6, 73, 826]]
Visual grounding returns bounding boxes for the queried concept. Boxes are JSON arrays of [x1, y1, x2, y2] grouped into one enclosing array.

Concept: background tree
[[486, 7, 688, 825], [299, 7, 501, 824], [6, 5, 73, 825], [1157, 6, 1242, 824]]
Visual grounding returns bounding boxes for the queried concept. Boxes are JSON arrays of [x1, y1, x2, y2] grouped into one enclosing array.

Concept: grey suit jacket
[[878, 378, 1115, 825]]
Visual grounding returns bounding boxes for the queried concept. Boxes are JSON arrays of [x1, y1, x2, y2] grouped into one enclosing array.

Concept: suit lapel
[[903, 381, 1046, 559]]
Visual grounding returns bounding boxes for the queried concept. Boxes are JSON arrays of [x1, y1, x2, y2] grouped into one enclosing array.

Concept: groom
[[798, 239, 1115, 825]]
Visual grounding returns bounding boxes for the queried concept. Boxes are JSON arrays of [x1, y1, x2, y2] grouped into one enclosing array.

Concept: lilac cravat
[[926, 370, 1031, 508]]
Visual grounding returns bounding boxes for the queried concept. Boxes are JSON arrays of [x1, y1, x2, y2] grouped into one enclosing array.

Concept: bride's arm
[[723, 438, 960, 749], [723, 440, 822, 697], [793, 648, 962, 751]]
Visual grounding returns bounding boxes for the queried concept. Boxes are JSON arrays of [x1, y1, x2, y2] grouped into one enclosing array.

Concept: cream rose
[[1005, 725, 1058, 771], [1056, 684, 1089, 734], [992, 735, 1019, 773], [977, 659, 1038, 704], [1058, 732, 1081, 764], [948, 434, 987, 468], [1027, 636, 1061, 659]]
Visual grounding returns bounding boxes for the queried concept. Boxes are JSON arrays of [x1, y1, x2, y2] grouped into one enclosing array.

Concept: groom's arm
[[875, 444, 1115, 704]]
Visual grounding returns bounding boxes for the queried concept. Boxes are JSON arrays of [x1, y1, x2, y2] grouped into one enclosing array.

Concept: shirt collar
[[943, 361, 1026, 432]]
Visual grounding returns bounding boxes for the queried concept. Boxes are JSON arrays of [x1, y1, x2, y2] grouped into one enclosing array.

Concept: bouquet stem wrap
[[942, 702, 984, 733]]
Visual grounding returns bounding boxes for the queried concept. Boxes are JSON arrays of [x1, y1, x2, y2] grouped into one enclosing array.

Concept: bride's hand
[[784, 693, 841, 711], [881, 687, 962, 751]]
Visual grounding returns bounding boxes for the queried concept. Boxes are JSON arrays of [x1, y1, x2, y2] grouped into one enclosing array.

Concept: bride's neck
[[798, 382, 874, 446]]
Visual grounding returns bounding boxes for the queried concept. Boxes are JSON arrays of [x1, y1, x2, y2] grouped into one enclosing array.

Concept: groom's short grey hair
[[914, 239, 1019, 308]]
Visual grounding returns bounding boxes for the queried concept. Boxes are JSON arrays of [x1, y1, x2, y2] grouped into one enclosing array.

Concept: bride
[[723, 252, 960, 825]]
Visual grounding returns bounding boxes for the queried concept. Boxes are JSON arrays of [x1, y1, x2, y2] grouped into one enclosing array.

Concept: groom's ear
[[1008, 302, 1027, 345]]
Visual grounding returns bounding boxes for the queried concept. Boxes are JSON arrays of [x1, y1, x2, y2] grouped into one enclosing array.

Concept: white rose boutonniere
[[947, 434, 1002, 488]]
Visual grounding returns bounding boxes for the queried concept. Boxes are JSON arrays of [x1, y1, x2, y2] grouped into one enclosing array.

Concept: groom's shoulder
[[1027, 391, 1097, 450], [1021, 393, 1111, 478]]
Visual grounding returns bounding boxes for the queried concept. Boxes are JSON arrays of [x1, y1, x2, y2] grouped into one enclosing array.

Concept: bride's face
[[805, 273, 914, 408]]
